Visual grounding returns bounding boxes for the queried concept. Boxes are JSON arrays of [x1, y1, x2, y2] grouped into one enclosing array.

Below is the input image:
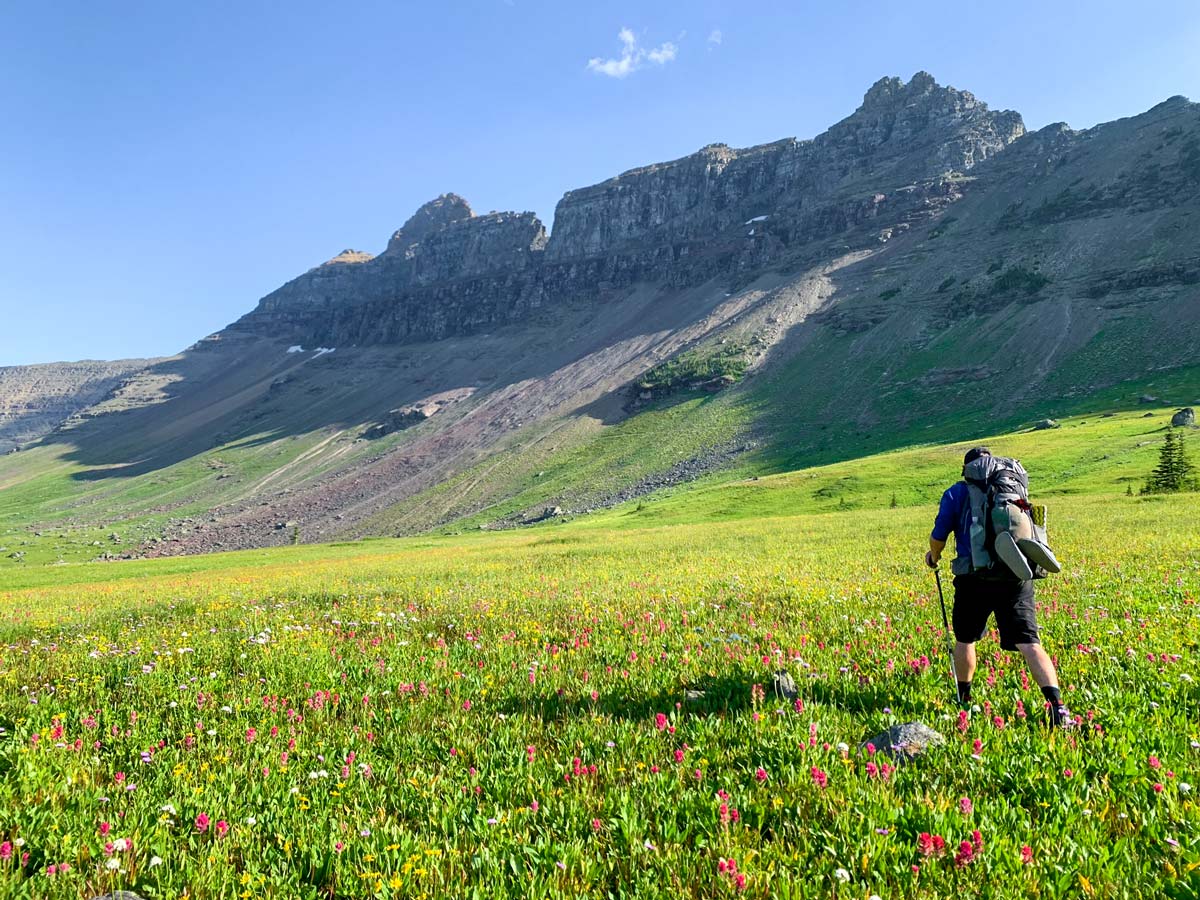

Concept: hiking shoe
[[994, 531, 1035, 580], [1017, 537, 1061, 573], [1050, 705, 1074, 730]]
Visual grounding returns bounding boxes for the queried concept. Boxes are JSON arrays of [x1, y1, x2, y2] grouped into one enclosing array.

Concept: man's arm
[[926, 485, 957, 567]]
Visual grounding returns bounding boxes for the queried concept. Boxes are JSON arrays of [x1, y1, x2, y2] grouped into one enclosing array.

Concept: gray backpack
[[954, 455, 1061, 580]]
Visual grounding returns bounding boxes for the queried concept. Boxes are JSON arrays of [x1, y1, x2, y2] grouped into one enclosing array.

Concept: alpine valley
[[3, 72, 1198, 563]]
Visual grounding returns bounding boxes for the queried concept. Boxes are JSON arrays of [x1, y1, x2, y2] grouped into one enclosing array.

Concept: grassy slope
[[3, 405, 1194, 590]]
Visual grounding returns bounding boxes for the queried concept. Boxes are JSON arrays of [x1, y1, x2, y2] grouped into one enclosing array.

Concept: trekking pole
[[933, 566, 962, 705]]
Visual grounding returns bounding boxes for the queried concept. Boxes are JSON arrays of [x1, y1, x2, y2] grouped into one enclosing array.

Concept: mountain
[[0, 359, 164, 451], [2, 73, 1197, 564]]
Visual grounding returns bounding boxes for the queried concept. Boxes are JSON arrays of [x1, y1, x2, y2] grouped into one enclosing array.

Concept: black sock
[[1041, 685, 1062, 707], [957, 681, 972, 703]]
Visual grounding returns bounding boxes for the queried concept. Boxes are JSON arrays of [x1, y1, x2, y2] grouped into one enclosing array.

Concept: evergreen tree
[[1144, 428, 1198, 493]]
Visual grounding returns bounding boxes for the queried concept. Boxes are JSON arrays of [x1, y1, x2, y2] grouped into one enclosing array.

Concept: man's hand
[[925, 550, 939, 569]]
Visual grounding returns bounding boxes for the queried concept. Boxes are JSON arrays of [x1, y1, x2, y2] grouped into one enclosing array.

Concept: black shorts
[[952, 575, 1040, 650]]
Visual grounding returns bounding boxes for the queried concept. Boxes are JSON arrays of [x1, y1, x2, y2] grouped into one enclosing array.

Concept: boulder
[[1032, 418, 1060, 430], [772, 669, 799, 700], [1139, 394, 1160, 404], [861, 721, 945, 763], [1171, 407, 1196, 427]]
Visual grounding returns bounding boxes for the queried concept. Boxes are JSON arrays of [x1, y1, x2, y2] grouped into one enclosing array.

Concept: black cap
[[963, 446, 991, 465]]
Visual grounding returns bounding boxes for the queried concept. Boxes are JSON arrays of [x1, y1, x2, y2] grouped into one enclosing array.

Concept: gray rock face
[[1172, 407, 1196, 426], [388, 193, 474, 251], [230, 73, 1025, 348], [0, 359, 161, 449], [861, 721, 946, 762]]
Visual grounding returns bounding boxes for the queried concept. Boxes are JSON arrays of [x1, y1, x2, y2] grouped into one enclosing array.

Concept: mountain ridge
[[2, 72, 1197, 564]]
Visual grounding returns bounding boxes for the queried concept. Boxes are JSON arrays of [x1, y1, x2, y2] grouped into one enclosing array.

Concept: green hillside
[[3, 403, 1194, 586]]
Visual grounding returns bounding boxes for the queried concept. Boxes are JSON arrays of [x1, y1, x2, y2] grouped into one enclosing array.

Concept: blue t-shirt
[[931, 481, 972, 560]]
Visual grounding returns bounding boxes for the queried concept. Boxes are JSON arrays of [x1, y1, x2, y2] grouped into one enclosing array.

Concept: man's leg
[[950, 575, 988, 706], [1016, 642, 1058, 688], [1001, 581, 1071, 727], [954, 641, 977, 683]]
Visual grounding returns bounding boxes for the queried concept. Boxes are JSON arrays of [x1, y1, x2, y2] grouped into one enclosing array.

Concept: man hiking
[[925, 446, 1072, 728]]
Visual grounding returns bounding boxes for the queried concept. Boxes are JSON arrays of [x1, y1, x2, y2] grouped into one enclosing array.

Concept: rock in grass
[[861, 721, 945, 762], [772, 669, 798, 700], [1172, 407, 1196, 427]]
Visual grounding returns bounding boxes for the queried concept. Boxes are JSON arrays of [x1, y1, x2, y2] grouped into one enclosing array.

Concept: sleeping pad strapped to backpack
[[955, 455, 1062, 580]]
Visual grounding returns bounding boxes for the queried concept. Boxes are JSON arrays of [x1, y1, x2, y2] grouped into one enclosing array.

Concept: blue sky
[[2, 0, 1198, 366]]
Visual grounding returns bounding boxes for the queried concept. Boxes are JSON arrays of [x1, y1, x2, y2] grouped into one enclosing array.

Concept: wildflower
[[954, 839, 974, 867], [810, 766, 828, 789], [1149, 755, 1162, 769], [195, 812, 210, 833], [655, 712, 668, 731], [1020, 845, 1033, 865], [959, 796, 973, 816], [755, 767, 768, 782], [917, 832, 947, 858], [0, 843, 10, 861], [834, 868, 851, 883], [105, 857, 121, 871], [1154, 782, 1164, 793], [216, 820, 229, 838], [674, 748, 685, 764], [591, 818, 602, 832]]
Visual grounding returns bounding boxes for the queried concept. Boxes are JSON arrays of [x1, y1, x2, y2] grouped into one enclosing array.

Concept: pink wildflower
[[195, 812, 210, 833]]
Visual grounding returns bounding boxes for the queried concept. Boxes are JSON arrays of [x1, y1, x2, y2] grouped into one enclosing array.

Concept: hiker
[[925, 446, 1072, 727]]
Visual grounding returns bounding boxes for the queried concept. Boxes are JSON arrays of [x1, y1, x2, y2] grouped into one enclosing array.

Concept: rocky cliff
[[0, 359, 160, 450], [231, 73, 1024, 347], [5, 71, 1195, 562]]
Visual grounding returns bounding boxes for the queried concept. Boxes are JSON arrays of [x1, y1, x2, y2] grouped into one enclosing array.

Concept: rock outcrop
[[0, 359, 160, 449], [230, 73, 1024, 348]]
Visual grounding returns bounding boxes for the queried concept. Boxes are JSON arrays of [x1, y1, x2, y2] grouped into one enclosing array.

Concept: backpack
[[953, 455, 1061, 580]]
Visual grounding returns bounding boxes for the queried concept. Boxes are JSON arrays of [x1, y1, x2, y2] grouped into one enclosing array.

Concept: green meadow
[[0, 410, 1197, 898]]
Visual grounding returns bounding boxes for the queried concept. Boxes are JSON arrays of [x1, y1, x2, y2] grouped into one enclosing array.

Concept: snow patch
[[748, 229, 755, 236], [313, 347, 336, 357], [744, 215, 769, 224], [287, 345, 305, 353]]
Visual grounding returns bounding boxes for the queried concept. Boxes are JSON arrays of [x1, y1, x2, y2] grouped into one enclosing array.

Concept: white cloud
[[707, 29, 723, 45], [587, 28, 679, 78], [647, 42, 677, 65]]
